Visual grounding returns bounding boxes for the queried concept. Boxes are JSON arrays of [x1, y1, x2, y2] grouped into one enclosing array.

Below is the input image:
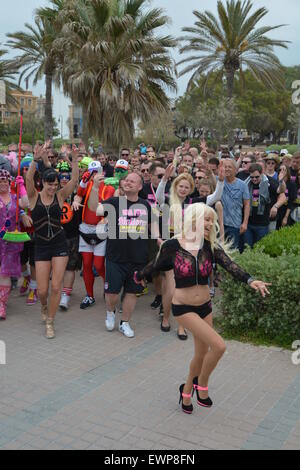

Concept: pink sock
[[62, 287, 72, 297]]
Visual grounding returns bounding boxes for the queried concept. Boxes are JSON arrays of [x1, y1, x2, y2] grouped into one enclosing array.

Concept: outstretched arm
[[214, 246, 271, 297]]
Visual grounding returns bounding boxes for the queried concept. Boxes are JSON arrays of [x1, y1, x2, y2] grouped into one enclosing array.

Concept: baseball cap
[[88, 161, 102, 173], [115, 159, 129, 171], [280, 149, 289, 156]]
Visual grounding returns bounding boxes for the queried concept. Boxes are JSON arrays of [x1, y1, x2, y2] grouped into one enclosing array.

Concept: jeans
[[244, 225, 269, 249], [224, 226, 241, 251]]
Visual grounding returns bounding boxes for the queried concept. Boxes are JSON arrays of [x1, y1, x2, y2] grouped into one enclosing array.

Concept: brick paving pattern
[[0, 278, 299, 450]]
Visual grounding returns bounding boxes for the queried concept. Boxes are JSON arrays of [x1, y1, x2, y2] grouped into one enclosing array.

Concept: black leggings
[[172, 301, 212, 319]]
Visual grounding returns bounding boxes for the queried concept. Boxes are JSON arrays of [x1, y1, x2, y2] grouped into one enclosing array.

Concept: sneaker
[[26, 289, 38, 306], [136, 287, 149, 298], [151, 295, 162, 310], [59, 293, 70, 311], [20, 276, 30, 295], [119, 321, 135, 338], [80, 296, 95, 310], [105, 312, 116, 331]]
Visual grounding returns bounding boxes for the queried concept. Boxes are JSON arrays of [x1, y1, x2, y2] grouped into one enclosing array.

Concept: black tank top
[[32, 194, 66, 245]]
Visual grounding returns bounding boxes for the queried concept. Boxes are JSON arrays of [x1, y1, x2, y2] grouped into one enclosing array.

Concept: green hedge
[[217, 248, 300, 346], [266, 144, 299, 155], [254, 224, 300, 257]]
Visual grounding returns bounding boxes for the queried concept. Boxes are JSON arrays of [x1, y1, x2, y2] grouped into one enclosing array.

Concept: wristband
[[247, 277, 255, 286], [19, 210, 25, 217]]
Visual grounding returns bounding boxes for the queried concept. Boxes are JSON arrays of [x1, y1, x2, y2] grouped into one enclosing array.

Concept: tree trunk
[[44, 72, 53, 141], [82, 105, 89, 150], [226, 69, 235, 148]]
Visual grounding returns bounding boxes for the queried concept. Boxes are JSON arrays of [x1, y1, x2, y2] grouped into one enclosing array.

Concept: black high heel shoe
[[179, 384, 193, 414], [192, 377, 213, 408]]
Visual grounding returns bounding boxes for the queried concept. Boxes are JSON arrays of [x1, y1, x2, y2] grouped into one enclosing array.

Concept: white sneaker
[[119, 321, 135, 338], [59, 293, 70, 311], [105, 312, 116, 331]]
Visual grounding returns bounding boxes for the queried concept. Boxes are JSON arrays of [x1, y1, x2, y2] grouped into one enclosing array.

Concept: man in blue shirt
[[222, 159, 250, 251]]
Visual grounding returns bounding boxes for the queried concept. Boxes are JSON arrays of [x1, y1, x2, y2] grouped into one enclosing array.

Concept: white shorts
[[79, 237, 107, 256], [78, 223, 107, 256]]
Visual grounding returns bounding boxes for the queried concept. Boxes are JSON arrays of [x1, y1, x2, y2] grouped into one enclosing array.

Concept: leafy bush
[[217, 248, 300, 344], [266, 144, 299, 155], [255, 224, 300, 257]]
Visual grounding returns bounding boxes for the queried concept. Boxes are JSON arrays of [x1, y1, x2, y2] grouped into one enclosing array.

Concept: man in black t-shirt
[[89, 172, 160, 338], [244, 164, 286, 248]]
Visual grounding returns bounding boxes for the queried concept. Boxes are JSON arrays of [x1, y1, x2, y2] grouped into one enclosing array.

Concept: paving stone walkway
[[0, 278, 299, 450]]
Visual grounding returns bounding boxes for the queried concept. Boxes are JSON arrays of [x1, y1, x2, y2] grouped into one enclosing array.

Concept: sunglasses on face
[[250, 175, 260, 180], [122, 154, 129, 157], [242, 161, 251, 165], [155, 174, 165, 179], [141, 169, 150, 173], [59, 174, 71, 181], [266, 161, 276, 165]]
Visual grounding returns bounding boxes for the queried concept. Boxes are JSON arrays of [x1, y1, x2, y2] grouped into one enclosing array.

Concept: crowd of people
[[0, 139, 298, 411]]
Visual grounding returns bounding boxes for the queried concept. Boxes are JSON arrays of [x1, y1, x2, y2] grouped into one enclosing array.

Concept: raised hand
[[92, 172, 105, 190], [200, 139, 208, 152], [163, 163, 175, 182], [218, 160, 225, 182]]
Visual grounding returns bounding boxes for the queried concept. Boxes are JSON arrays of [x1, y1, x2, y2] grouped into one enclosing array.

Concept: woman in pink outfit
[[0, 170, 29, 319]]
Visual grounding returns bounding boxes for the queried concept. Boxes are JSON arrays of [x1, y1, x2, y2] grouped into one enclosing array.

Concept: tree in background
[[0, 48, 22, 106], [7, 13, 61, 141], [177, 0, 289, 98], [53, 0, 176, 149]]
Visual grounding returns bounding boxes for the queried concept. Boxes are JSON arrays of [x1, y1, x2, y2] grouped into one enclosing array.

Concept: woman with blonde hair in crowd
[[135, 203, 271, 413], [155, 165, 225, 339]]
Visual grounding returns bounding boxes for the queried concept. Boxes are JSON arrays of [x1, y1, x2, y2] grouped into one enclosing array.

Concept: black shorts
[[20, 238, 35, 266], [172, 301, 212, 319], [105, 260, 145, 295], [35, 241, 69, 262], [66, 236, 82, 272]]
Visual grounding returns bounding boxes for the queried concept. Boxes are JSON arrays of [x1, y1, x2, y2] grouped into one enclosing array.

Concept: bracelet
[[247, 277, 255, 286]]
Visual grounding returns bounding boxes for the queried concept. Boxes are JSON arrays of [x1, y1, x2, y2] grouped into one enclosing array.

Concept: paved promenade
[[0, 278, 299, 451]]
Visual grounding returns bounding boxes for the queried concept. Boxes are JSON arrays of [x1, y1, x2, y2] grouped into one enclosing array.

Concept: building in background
[[0, 90, 49, 124], [68, 104, 83, 140]]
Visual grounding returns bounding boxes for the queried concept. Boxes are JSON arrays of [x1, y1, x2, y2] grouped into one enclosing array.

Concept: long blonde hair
[[174, 203, 219, 251], [169, 174, 195, 235]]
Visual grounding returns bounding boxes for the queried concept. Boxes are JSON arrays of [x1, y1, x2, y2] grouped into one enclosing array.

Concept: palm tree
[[54, 0, 177, 148], [178, 0, 289, 98], [0, 48, 22, 107], [6, 16, 59, 140]]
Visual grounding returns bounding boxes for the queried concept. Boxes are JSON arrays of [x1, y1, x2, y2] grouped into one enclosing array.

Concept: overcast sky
[[1, 0, 300, 137]]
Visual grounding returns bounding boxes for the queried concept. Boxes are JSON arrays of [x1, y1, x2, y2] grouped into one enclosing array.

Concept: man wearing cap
[[264, 153, 280, 181], [73, 161, 116, 310]]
